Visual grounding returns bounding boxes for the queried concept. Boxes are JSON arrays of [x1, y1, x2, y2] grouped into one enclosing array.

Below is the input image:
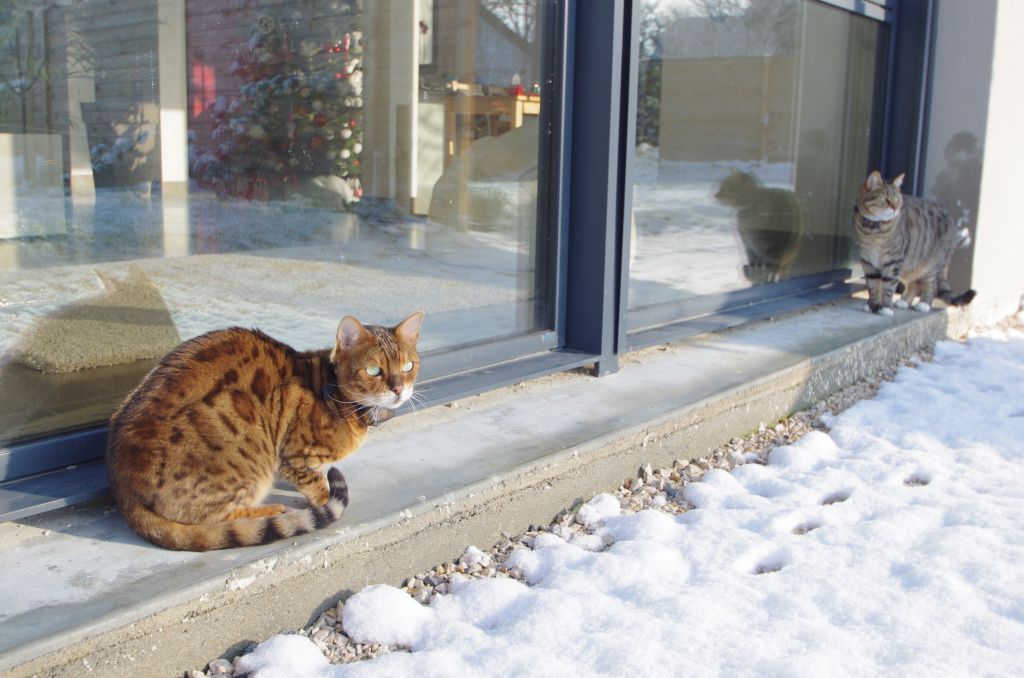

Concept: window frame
[[0, 0, 935, 522], [618, 0, 901, 350]]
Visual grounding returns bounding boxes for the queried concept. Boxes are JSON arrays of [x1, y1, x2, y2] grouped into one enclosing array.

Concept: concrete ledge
[[1, 299, 972, 678]]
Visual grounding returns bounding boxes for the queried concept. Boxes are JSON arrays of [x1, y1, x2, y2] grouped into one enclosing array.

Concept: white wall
[[924, 0, 1024, 321], [968, 0, 1024, 320]]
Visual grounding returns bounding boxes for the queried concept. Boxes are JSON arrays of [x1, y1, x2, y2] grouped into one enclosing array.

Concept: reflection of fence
[[659, 55, 797, 163]]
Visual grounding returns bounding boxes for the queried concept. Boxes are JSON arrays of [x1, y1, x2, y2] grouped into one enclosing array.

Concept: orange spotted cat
[[106, 312, 424, 551]]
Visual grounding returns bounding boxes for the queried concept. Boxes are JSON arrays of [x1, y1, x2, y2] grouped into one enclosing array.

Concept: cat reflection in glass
[[715, 170, 805, 285]]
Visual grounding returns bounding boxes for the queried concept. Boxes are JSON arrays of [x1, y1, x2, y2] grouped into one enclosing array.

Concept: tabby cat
[[854, 170, 975, 315], [715, 170, 805, 285], [106, 312, 423, 551]]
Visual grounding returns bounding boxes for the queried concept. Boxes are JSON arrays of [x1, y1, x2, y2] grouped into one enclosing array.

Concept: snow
[[573, 492, 621, 529], [234, 635, 330, 678], [234, 327, 1024, 675], [236, 327, 1024, 677], [342, 585, 433, 647]]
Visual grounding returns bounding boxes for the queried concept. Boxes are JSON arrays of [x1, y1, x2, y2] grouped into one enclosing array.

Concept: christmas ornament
[[256, 15, 276, 35]]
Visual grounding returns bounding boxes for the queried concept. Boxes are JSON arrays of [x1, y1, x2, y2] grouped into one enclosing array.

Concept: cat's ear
[[892, 172, 905, 189], [394, 311, 424, 345], [336, 316, 370, 352], [864, 170, 884, 192]]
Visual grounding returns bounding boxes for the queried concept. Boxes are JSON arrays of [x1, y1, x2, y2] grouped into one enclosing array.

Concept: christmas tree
[[191, 3, 364, 205]]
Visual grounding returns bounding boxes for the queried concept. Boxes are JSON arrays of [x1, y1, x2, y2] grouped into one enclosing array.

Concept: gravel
[[191, 347, 936, 677]]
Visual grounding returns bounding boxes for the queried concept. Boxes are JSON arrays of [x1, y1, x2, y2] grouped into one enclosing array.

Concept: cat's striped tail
[[938, 227, 974, 307], [939, 283, 977, 307], [123, 468, 350, 551]]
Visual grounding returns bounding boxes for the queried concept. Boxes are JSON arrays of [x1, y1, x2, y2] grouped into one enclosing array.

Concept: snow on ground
[[235, 325, 1024, 677]]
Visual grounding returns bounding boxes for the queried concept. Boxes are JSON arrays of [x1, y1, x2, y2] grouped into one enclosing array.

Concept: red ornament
[[343, 33, 351, 59], [349, 119, 357, 128], [315, 113, 328, 127]]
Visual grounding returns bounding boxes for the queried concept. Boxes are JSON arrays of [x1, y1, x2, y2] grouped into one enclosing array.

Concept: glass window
[[629, 0, 885, 315], [0, 0, 553, 449]]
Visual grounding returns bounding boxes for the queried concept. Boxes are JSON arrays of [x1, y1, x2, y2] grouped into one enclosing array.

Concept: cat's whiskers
[[324, 383, 362, 406], [325, 393, 360, 406], [407, 391, 429, 413]]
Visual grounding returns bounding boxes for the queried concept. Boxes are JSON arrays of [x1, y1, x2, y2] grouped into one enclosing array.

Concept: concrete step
[[0, 299, 968, 677]]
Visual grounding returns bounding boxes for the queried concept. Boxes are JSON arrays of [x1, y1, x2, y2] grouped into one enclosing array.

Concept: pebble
[[207, 658, 233, 675]]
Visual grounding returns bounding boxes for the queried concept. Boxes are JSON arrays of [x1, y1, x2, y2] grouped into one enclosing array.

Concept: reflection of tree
[[637, 0, 666, 146], [480, 0, 539, 43], [0, 2, 48, 133], [741, 0, 798, 54], [692, 0, 747, 22], [0, 3, 96, 136]]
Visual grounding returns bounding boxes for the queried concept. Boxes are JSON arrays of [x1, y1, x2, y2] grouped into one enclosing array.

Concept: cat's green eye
[[401, 361, 414, 373], [365, 365, 382, 377]]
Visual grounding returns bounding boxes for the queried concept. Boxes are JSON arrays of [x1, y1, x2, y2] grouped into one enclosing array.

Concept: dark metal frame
[[880, 0, 937, 194], [0, 0, 936, 522], [562, 0, 630, 376]]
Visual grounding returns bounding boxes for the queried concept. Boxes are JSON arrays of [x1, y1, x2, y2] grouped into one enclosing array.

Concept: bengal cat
[[106, 312, 423, 551]]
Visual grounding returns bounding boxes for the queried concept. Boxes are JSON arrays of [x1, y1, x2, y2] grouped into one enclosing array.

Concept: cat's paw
[[877, 307, 894, 316], [893, 299, 910, 310], [862, 303, 873, 314], [913, 302, 931, 313]]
